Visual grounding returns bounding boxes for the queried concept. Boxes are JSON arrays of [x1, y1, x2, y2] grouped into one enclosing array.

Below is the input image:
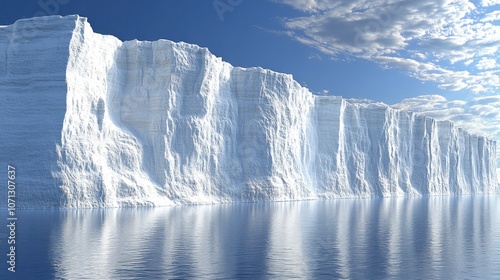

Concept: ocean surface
[[1, 196, 500, 279]]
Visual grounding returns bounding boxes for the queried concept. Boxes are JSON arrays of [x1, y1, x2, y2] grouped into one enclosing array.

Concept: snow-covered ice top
[[0, 15, 497, 208]]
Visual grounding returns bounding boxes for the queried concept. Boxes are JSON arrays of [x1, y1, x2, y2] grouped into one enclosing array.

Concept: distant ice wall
[[314, 97, 498, 197], [0, 16, 497, 208]]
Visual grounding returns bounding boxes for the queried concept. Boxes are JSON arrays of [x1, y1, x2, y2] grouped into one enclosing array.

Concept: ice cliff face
[[0, 16, 498, 208]]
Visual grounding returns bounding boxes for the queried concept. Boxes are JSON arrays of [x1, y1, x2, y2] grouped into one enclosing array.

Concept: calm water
[[1, 196, 500, 279]]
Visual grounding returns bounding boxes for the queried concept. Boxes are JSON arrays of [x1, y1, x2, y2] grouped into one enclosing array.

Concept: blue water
[[1, 196, 500, 279]]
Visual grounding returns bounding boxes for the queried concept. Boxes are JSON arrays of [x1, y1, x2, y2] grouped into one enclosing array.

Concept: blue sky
[[1, 0, 500, 163], [4, 0, 497, 103]]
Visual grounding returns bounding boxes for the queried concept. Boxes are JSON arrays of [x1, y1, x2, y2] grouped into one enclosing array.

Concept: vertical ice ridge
[[58, 16, 171, 207]]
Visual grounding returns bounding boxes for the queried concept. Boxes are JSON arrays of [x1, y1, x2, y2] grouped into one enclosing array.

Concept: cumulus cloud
[[392, 94, 500, 167], [273, 0, 500, 93], [481, 0, 500, 6], [477, 57, 498, 69]]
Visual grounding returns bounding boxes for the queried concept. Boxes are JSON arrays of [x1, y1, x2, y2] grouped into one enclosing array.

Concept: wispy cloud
[[273, 0, 500, 93], [482, 10, 500, 22]]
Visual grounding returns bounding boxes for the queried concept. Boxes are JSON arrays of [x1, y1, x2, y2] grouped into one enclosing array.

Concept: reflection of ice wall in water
[[0, 16, 497, 208], [51, 198, 500, 278]]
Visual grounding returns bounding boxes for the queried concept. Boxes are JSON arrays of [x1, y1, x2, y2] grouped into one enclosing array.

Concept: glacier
[[0, 15, 498, 208]]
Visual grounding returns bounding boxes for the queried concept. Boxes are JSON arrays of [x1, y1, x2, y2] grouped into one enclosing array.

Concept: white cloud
[[482, 10, 500, 22], [476, 57, 498, 69], [411, 52, 427, 60], [481, 0, 500, 7], [392, 94, 500, 167], [308, 53, 323, 60], [464, 59, 474, 65], [274, 0, 500, 93]]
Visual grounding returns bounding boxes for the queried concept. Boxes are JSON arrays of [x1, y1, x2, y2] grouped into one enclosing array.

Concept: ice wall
[[0, 16, 74, 207], [314, 98, 498, 197], [0, 16, 497, 208]]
